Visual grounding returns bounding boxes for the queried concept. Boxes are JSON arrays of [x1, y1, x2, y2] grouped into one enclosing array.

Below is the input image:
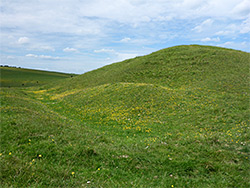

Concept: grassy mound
[[50, 45, 249, 94], [1, 45, 249, 187]]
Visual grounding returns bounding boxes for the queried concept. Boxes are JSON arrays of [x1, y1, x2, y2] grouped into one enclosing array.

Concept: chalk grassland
[[46, 45, 249, 94], [0, 67, 75, 87], [0, 45, 249, 187]]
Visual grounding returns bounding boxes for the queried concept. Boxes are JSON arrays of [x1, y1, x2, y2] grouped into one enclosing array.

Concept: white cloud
[[215, 17, 250, 37], [1, 1, 249, 35], [223, 42, 234, 46], [115, 52, 138, 62], [120, 37, 131, 43], [215, 30, 233, 36], [26, 54, 38, 58], [27, 45, 55, 52], [39, 46, 55, 51], [154, 16, 173, 22], [94, 49, 115, 53], [201, 37, 220, 42], [63, 47, 78, 52], [1, 0, 243, 36], [240, 17, 250, 34], [18, 37, 29, 44], [218, 41, 249, 52], [232, 0, 250, 17], [7, 56, 15, 59], [193, 19, 214, 32], [181, 0, 206, 9], [93, 47, 139, 63], [26, 54, 61, 60], [39, 55, 60, 60]]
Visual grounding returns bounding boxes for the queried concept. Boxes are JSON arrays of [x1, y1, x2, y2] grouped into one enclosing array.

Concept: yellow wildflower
[[9, 152, 12, 155]]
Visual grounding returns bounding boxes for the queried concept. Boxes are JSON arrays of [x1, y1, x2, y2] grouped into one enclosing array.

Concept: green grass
[[0, 67, 76, 87], [1, 45, 250, 187]]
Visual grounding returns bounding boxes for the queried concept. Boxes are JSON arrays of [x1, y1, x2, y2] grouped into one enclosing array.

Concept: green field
[[1, 45, 249, 187], [0, 67, 75, 87]]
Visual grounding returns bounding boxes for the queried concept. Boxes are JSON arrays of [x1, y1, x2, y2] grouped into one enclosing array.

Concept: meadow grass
[[0, 45, 249, 187]]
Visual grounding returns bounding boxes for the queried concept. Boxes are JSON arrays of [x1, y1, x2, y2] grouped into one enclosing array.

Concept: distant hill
[[0, 67, 76, 87]]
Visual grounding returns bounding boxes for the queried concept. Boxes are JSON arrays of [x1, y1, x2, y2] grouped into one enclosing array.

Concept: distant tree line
[[0, 65, 21, 68]]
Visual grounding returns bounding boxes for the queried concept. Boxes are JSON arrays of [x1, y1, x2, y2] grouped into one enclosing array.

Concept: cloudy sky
[[1, 0, 249, 73]]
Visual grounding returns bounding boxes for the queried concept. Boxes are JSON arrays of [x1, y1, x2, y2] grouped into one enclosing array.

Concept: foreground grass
[[1, 45, 250, 187], [1, 86, 249, 187]]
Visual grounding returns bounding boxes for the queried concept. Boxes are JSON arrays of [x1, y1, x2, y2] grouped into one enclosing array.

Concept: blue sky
[[1, 0, 249, 73]]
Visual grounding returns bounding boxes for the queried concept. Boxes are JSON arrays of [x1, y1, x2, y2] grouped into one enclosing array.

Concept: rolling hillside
[[0, 67, 76, 87], [49, 45, 249, 94], [1, 45, 249, 187]]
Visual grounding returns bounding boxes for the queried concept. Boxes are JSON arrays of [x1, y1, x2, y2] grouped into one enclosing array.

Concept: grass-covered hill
[[50, 45, 249, 94], [0, 67, 76, 87], [1, 45, 250, 187]]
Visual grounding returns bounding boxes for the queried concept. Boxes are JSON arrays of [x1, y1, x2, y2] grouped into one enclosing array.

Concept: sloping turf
[[1, 45, 249, 187]]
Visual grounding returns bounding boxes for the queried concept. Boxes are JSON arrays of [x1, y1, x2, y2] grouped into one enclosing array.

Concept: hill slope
[[50, 45, 249, 95], [1, 45, 250, 187], [0, 67, 76, 87]]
